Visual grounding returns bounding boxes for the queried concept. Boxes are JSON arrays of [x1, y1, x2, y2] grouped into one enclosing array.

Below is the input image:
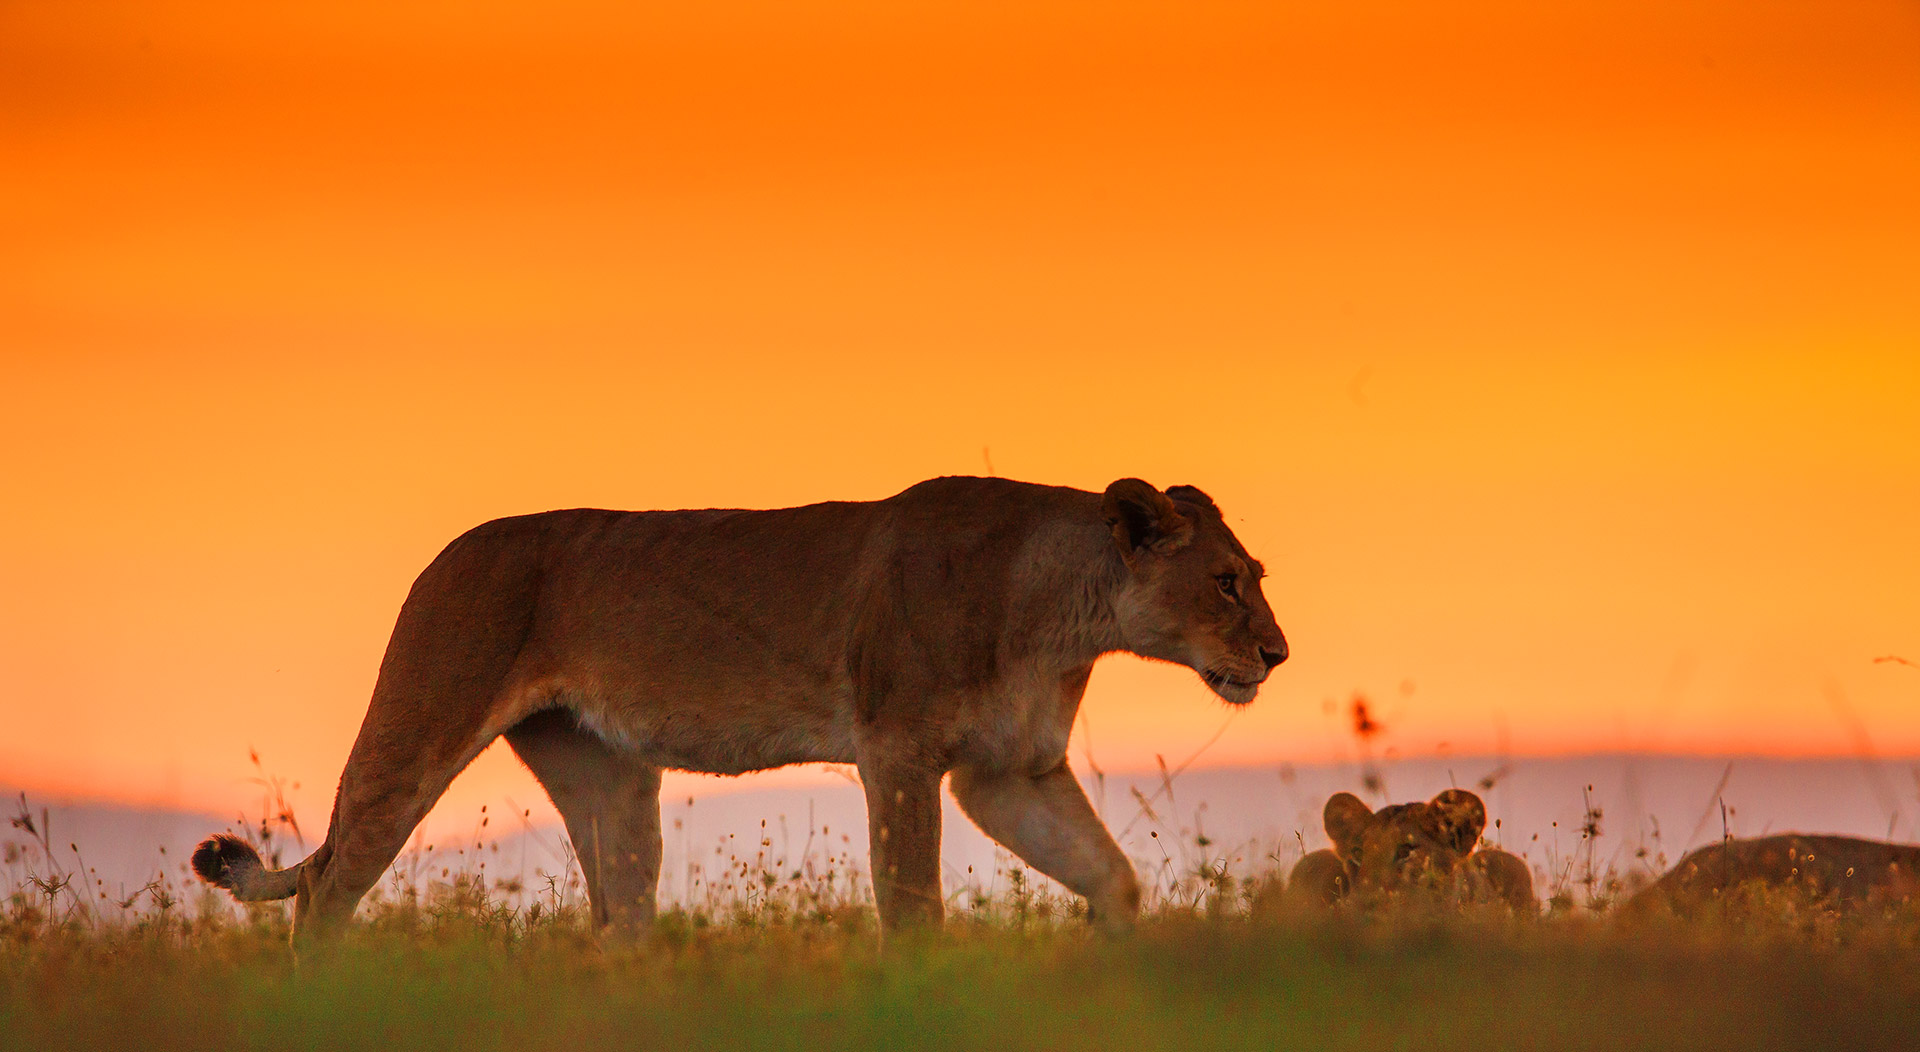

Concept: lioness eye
[[1216, 573, 1237, 596], [1394, 842, 1414, 862]]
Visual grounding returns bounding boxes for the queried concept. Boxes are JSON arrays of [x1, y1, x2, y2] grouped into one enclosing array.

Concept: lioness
[[1273, 790, 1534, 913], [1630, 834, 1920, 914], [191, 476, 1287, 944]]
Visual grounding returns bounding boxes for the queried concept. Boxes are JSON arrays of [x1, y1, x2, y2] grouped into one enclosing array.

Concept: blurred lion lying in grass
[[1259, 789, 1534, 915], [1629, 834, 1920, 915]]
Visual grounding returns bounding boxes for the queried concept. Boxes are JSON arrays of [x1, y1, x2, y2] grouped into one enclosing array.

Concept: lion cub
[[1630, 834, 1920, 914], [1274, 789, 1534, 913]]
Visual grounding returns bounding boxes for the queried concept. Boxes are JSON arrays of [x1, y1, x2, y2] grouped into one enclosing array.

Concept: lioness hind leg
[[293, 716, 506, 946], [949, 761, 1140, 930], [292, 536, 546, 947], [504, 710, 663, 931]]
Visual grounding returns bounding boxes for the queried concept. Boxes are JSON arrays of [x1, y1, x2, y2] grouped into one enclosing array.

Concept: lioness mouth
[[1203, 669, 1262, 691]]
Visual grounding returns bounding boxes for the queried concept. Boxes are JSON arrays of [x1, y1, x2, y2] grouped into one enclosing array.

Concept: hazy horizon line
[[10, 747, 1917, 816]]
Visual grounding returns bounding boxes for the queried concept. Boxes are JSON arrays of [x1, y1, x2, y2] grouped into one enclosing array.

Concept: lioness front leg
[[950, 760, 1140, 930], [857, 750, 945, 936]]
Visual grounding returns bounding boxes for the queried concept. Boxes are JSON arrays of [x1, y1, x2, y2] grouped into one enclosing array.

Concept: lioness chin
[[191, 476, 1287, 946]]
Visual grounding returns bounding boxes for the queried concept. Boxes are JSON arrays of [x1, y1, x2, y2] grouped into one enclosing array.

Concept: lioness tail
[[190, 834, 303, 902]]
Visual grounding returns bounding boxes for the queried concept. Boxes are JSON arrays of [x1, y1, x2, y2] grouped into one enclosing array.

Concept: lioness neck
[[1007, 512, 1129, 668]]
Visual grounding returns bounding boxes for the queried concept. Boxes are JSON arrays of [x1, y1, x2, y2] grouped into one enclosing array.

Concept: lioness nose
[[1260, 640, 1288, 669]]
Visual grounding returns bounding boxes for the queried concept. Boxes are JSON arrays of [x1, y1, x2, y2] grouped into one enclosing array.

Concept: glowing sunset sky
[[3, 0, 1917, 823]]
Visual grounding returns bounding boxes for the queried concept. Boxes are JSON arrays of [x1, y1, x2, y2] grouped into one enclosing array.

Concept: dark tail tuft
[[191, 833, 259, 889], [191, 833, 301, 901]]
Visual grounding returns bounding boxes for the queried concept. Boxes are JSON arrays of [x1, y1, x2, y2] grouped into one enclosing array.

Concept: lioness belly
[[499, 506, 875, 774], [521, 673, 857, 776]]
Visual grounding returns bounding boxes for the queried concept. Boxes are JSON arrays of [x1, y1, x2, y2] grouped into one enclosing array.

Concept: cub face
[[1259, 790, 1536, 916], [1102, 479, 1288, 705], [1323, 789, 1491, 898]]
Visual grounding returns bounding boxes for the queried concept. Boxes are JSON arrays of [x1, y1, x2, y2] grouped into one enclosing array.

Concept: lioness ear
[[1102, 478, 1193, 561], [1164, 485, 1218, 516], [1431, 789, 1487, 854], [1323, 792, 1374, 859]]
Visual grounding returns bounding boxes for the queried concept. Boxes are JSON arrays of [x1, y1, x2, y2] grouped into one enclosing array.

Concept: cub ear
[[1323, 792, 1374, 859], [1102, 478, 1193, 561], [1430, 789, 1487, 854]]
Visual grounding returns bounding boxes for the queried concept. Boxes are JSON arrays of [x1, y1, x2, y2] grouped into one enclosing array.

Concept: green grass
[[6, 889, 1920, 1052], [9, 777, 1920, 1052]]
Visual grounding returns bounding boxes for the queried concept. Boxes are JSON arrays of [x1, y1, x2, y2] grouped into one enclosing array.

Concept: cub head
[[1323, 789, 1488, 897], [1102, 478, 1287, 705]]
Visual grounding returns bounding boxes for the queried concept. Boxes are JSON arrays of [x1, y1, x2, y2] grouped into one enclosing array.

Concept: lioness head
[[1102, 478, 1287, 705], [1323, 789, 1487, 897]]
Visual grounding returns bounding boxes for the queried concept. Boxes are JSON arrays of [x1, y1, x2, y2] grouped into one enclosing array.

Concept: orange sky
[[3, 0, 1918, 827]]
